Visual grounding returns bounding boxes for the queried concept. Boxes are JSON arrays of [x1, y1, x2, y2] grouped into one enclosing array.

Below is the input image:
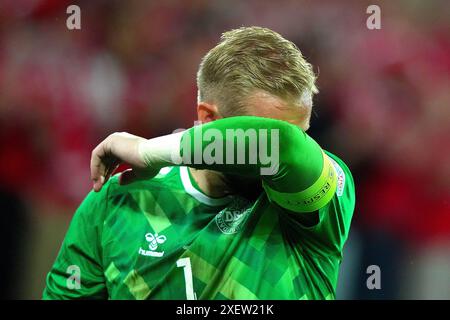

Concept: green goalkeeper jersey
[[43, 116, 355, 300]]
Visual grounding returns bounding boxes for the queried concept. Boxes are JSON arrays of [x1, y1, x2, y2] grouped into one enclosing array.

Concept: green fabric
[[43, 185, 109, 299], [43, 153, 355, 300]]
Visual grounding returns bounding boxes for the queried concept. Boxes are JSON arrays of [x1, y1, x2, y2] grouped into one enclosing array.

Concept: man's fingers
[[90, 132, 150, 191], [93, 175, 105, 192], [91, 140, 110, 192], [91, 157, 106, 192], [103, 161, 120, 185]]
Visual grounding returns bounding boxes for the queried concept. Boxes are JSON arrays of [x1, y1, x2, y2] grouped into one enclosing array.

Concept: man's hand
[[90, 132, 160, 192]]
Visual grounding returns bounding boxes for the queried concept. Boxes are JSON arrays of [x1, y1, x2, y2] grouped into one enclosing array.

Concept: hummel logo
[[138, 232, 167, 257]]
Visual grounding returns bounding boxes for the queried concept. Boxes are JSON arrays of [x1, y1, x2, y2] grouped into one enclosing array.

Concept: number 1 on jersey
[[176, 257, 197, 300]]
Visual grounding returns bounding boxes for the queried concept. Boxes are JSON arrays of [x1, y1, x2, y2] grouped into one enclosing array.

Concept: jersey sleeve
[[42, 185, 110, 300], [260, 130, 337, 213], [179, 116, 337, 213], [283, 154, 356, 256]]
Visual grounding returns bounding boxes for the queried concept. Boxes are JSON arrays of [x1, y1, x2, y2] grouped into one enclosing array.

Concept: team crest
[[138, 232, 167, 257], [215, 197, 253, 234]]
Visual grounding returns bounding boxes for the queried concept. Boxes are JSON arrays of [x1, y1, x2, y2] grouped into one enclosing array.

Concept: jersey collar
[[179, 166, 233, 206]]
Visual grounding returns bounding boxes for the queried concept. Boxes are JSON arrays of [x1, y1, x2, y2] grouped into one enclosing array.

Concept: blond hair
[[197, 26, 318, 116]]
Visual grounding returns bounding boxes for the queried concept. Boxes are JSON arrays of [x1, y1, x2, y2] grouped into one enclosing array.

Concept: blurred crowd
[[0, 0, 449, 299]]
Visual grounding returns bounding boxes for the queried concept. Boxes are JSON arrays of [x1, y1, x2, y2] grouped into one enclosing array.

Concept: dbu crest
[[215, 197, 252, 234]]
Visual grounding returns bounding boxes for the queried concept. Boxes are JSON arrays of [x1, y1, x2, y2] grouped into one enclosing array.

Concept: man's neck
[[188, 167, 233, 198]]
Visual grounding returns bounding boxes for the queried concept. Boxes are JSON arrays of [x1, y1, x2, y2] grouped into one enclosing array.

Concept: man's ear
[[197, 102, 222, 123]]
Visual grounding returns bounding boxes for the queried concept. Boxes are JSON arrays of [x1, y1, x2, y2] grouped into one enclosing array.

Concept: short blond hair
[[197, 26, 318, 116]]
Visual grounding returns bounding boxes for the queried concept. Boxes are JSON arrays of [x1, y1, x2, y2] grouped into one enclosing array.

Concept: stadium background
[[0, 0, 449, 299]]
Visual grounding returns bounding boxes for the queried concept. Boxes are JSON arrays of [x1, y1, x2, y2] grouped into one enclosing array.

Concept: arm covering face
[[178, 116, 337, 212], [139, 116, 337, 212]]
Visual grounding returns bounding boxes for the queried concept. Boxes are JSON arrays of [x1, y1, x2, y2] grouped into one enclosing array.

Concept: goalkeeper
[[43, 27, 355, 300]]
